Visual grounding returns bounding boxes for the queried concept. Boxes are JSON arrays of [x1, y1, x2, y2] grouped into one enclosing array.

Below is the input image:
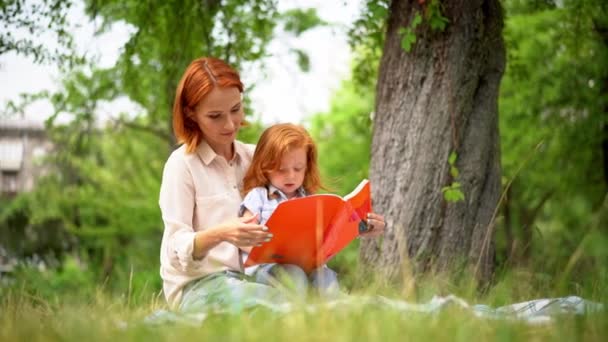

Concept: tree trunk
[[360, 0, 506, 285]]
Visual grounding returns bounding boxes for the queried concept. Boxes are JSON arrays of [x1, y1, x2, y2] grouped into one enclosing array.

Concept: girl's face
[[192, 86, 244, 154], [268, 147, 307, 199]]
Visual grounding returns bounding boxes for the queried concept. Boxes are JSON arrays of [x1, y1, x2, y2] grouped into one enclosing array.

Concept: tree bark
[[360, 0, 506, 285]]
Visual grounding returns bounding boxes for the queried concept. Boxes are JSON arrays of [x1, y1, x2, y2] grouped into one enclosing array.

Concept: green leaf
[[292, 49, 311, 72], [400, 29, 416, 52], [450, 166, 459, 178], [448, 151, 457, 165], [412, 12, 423, 27], [429, 15, 449, 31]]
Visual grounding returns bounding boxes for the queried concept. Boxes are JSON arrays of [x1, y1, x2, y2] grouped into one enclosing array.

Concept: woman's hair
[[173, 57, 243, 153], [242, 123, 324, 196]]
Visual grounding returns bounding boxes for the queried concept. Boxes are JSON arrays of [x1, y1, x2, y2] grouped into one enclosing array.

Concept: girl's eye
[[209, 115, 220, 119], [231, 107, 240, 113], [294, 168, 302, 172]]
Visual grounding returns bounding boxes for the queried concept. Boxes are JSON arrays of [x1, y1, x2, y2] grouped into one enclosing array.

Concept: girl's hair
[[173, 57, 244, 153], [242, 123, 324, 196]]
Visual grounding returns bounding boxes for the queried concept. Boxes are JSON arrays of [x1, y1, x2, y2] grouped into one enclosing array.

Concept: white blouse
[[158, 139, 255, 307]]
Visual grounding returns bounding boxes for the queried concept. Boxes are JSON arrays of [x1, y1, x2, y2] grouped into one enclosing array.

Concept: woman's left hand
[[360, 212, 386, 238]]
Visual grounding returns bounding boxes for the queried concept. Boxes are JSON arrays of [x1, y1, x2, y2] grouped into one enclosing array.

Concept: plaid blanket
[[145, 272, 604, 325]]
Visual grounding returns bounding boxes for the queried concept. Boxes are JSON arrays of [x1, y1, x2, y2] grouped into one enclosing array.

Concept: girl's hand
[[360, 212, 386, 238], [218, 213, 273, 247]]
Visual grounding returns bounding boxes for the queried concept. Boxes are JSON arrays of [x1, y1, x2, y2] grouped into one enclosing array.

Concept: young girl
[[239, 123, 340, 298]]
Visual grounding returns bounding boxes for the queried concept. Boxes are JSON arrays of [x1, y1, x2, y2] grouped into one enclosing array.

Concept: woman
[[159, 57, 385, 311]]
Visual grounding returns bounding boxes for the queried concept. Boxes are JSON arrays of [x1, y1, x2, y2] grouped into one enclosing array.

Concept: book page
[[343, 179, 370, 201]]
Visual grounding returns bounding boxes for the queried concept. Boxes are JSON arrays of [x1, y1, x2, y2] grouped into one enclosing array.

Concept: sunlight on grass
[[1, 273, 606, 342]]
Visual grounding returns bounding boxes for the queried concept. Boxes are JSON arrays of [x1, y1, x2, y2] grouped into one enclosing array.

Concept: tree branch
[[113, 118, 174, 144]]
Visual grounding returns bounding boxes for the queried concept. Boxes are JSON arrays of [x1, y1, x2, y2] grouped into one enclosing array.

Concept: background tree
[[0, 0, 323, 293], [359, 0, 506, 284], [496, 0, 608, 282]]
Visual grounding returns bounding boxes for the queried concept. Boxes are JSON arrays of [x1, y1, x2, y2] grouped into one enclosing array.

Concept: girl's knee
[[275, 264, 308, 281]]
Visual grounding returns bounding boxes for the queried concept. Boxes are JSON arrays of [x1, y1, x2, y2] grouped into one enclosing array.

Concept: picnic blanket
[[145, 272, 604, 326]]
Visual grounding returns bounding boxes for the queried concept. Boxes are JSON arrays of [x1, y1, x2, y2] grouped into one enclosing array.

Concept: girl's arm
[[239, 187, 268, 252]]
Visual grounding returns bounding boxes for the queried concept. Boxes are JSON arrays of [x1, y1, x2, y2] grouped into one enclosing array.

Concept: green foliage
[[292, 48, 310, 72], [278, 8, 326, 72], [0, 0, 82, 65], [349, 0, 389, 89], [399, 13, 422, 52], [442, 182, 465, 203], [281, 8, 326, 36], [441, 151, 465, 203], [308, 80, 374, 196], [497, 0, 608, 275], [397, 0, 448, 53], [425, 0, 449, 31]]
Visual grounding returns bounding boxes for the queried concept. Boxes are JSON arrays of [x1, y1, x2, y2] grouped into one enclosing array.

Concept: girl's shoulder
[[244, 186, 270, 201]]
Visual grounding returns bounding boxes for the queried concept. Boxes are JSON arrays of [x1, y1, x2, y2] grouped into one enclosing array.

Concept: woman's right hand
[[217, 213, 273, 248]]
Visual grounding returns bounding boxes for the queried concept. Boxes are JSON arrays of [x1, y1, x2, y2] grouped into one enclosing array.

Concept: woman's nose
[[224, 118, 235, 130]]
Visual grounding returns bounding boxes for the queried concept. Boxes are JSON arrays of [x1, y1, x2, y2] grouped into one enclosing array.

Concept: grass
[[1, 269, 606, 342]]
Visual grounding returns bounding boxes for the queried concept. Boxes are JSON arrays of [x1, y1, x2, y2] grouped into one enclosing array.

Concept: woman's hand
[[217, 213, 273, 248], [193, 213, 272, 259], [360, 212, 386, 238]]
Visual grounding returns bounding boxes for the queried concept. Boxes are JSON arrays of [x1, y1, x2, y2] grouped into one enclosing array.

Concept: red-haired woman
[[159, 57, 385, 312]]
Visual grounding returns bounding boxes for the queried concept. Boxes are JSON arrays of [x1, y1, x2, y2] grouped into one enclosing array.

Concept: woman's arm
[[193, 212, 265, 258]]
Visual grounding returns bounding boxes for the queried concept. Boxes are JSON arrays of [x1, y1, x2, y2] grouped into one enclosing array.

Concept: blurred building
[[0, 118, 52, 198]]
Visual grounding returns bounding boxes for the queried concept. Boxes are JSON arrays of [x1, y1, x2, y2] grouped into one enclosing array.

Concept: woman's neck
[[208, 141, 235, 161]]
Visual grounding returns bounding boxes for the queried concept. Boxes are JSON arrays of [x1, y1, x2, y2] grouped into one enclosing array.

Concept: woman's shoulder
[[163, 144, 198, 171]]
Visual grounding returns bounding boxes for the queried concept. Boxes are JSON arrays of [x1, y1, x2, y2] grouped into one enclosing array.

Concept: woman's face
[[192, 86, 244, 151]]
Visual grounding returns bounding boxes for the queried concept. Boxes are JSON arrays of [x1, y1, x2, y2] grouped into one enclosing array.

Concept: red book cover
[[244, 179, 372, 273]]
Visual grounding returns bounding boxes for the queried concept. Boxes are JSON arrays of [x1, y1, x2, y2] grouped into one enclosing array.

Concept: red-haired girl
[[239, 123, 338, 298]]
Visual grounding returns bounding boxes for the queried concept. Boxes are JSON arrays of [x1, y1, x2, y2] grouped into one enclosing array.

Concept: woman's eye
[[231, 107, 240, 113], [209, 115, 220, 119]]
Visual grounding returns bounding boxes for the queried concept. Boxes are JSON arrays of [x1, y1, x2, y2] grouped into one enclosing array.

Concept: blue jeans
[[250, 263, 340, 299]]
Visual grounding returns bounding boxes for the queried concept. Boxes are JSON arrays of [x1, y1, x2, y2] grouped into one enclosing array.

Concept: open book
[[244, 179, 372, 273]]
